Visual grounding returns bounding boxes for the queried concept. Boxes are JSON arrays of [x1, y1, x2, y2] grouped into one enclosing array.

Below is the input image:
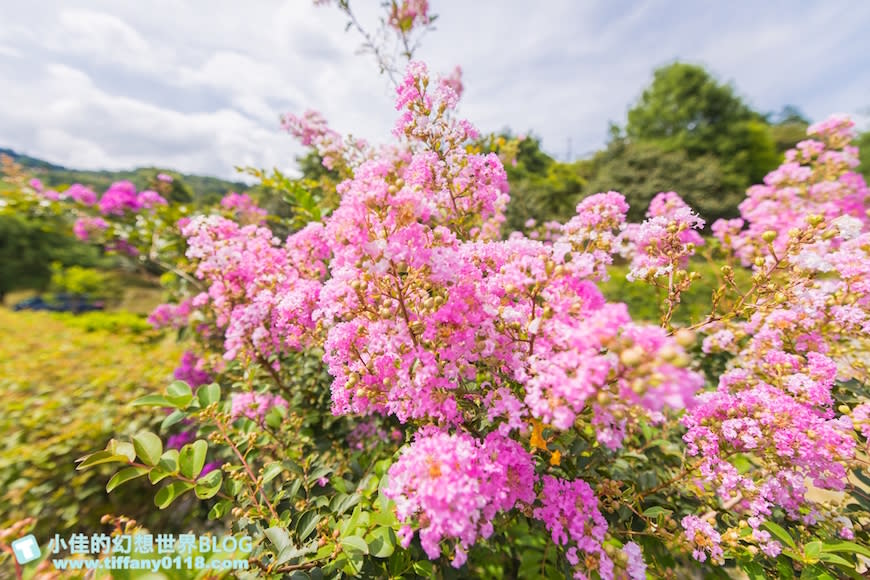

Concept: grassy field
[[0, 308, 184, 539]]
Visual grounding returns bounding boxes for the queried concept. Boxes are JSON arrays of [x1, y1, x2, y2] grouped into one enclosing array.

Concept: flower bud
[[675, 328, 695, 347], [620, 346, 644, 367]]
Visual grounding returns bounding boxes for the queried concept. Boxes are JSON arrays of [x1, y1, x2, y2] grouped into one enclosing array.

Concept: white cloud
[[0, 0, 867, 179]]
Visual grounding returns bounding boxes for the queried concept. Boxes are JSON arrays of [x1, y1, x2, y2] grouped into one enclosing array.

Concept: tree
[[624, 62, 779, 188], [768, 105, 810, 155], [584, 140, 734, 223], [858, 129, 870, 181]]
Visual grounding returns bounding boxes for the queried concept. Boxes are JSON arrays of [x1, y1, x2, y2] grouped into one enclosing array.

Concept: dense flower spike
[[384, 429, 535, 567], [98, 181, 142, 215], [683, 114, 870, 549], [72, 216, 109, 241], [533, 476, 612, 580], [716, 115, 869, 265], [619, 191, 705, 282]]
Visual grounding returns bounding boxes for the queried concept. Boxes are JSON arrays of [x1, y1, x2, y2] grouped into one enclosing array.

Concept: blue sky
[[0, 0, 868, 179]]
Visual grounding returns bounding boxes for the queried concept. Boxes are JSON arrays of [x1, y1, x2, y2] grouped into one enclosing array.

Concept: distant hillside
[[0, 147, 248, 205]]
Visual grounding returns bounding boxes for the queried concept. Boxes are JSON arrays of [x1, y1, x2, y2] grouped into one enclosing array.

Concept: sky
[[0, 0, 868, 180]]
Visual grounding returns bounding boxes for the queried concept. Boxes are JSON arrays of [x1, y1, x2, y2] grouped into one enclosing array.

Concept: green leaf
[[133, 432, 163, 466], [161, 409, 186, 432], [341, 535, 368, 555], [800, 564, 834, 580], [804, 540, 822, 563], [132, 394, 172, 407], [367, 527, 396, 558], [371, 509, 397, 528], [179, 440, 207, 479], [197, 383, 221, 406], [296, 511, 321, 541], [76, 451, 131, 470], [740, 561, 766, 580], [817, 552, 853, 567], [820, 540, 870, 559], [262, 462, 284, 485], [762, 521, 797, 549], [413, 561, 435, 576], [194, 470, 223, 499], [109, 441, 136, 462], [154, 481, 193, 509], [166, 380, 193, 408], [641, 506, 673, 519], [265, 527, 291, 552], [209, 500, 232, 520], [106, 466, 149, 493]]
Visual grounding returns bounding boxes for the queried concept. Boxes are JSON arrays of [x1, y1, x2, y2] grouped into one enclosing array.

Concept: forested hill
[[0, 147, 247, 205]]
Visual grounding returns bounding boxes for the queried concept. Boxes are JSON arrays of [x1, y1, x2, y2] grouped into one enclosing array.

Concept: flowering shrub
[[4, 3, 870, 578]]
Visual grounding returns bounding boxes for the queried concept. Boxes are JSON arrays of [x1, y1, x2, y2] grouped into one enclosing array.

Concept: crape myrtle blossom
[[533, 475, 612, 580], [181, 216, 329, 365], [220, 192, 267, 224], [388, 0, 431, 32], [684, 115, 870, 551], [384, 429, 534, 568], [281, 110, 371, 172], [714, 115, 869, 266], [66, 184, 98, 206], [101, 46, 867, 571], [72, 216, 108, 241], [172, 351, 212, 387], [618, 191, 705, 282], [98, 181, 141, 215]]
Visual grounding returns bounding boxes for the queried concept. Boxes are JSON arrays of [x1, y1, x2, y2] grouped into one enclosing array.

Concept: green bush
[[49, 263, 123, 303], [52, 311, 156, 337]]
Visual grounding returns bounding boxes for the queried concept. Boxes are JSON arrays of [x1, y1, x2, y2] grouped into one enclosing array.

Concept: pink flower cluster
[[72, 217, 109, 241], [66, 184, 98, 206], [281, 110, 369, 171], [97, 181, 167, 215], [715, 115, 868, 265], [147, 299, 193, 329], [173, 351, 212, 388], [618, 191, 705, 281], [220, 192, 267, 224], [182, 216, 328, 364], [684, 114, 870, 548], [533, 475, 612, 580], [384, 429, 535, 567], [681, 515, 723, 564]]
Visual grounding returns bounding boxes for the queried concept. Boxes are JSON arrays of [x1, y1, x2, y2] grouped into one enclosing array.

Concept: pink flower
[[681, 515, 723, 564], [72, 217, 109, 241], [384, 429, 535, 566], [99, 181, 141, 215], [173, 351, 212, 387], [533, 475, 612, 579], [67, 184, 98, 206], [622, 542, 646, 580], [137, 189, 168, 209]]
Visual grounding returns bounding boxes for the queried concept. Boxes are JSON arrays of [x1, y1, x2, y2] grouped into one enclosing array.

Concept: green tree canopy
[[624, 62, 779, 188], [584, 140, 732, 223]]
